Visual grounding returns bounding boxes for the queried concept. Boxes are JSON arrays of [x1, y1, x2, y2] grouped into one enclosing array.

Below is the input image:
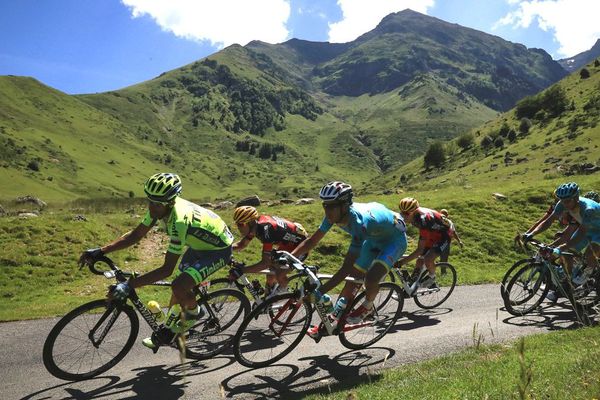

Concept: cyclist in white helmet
[[292, 181, 407, 338]]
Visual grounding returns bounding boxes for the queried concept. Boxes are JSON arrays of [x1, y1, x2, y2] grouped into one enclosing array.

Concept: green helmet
[[144, 173, 182, 203]]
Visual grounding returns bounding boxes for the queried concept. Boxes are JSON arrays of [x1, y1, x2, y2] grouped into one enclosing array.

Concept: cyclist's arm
[[128, 251, 179, 289], [244, 251, 272, 274], [319, 250, 360, 294], [291, 229, 326, 258], [453, 230, 464, 246], [528, 211, 559, 237], [400, 237, 426, 264], [101, 223, 152, 254], [560, 226, 587, 251], [550, 223, 578, 247], [232, 236, 252, 252]]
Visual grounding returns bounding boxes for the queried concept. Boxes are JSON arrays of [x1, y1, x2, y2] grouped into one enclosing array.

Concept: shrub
[[507, 129, 517, 142], [457, 133, 474, 150], [481, 135, 493, 148], [27, 160, 40, 171], [580, 68, 590, 79], [499, 122, 510, 137], [494, 137, 504, 148], [424, 142, 446, 168], [519, 118, 532, 135]]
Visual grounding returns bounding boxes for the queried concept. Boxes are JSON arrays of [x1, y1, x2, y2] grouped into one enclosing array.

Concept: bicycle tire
[[339, 282, 404, 350], [504, 262, 549, 316], [500, 258, 532, 300], [233, 292, 312, 368], [43, 299, 139, 381], [414, 262, 457, 309], [185, 288, 250, 360]]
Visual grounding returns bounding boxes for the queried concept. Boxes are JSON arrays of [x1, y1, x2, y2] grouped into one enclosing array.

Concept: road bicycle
[[503, 238, 599, 325], [232, 251, 405, 369], [382, 260, 457, 309], [43, 256, 250, 381]]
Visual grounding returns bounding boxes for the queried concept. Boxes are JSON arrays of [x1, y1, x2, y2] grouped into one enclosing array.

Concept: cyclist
[[291, 181, 407, 334], [439, 208, 464, 262], [231, 206, 308, 295], [396, 198, 452, 288], [524, 182, 600, 295], [78, 172, 234, 349]]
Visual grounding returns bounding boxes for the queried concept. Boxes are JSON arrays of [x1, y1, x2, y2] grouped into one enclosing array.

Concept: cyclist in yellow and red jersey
[[231, 206, 308, 295], [79, 173, 234, 349], [397, 197, 453, 288]]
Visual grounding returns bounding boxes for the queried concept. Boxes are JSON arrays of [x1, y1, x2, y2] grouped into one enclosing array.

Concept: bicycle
[[43, 255, 250, 381], [503, 239, 599, 325], [383, 260, 458, 309], [232, 251, 405, 369]]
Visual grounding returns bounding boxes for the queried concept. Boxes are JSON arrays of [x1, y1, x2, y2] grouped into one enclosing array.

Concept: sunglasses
[[322, 202, 342, 210]]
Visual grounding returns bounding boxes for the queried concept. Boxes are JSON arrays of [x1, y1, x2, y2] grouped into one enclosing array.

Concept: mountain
[[558, 39, 600, 73], [0, 10, 571, 202], [373, 59, 600, 195]]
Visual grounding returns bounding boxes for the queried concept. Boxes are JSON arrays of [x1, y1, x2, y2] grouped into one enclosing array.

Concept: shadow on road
[[20, 356, 236, 400], [221, 347, 394, 399], [386, 308, 447, 334], [501, 299, 592, 330]]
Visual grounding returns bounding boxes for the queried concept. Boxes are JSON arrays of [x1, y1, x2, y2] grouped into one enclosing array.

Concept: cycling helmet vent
[[399, 197, 419, 213], [319, 181, 353, 203], [233, 206, 258, 224], [555, 182, 580, 199], [144, 173, 182, 203]]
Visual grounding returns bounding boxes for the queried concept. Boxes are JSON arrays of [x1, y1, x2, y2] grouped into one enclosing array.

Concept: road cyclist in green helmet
[[78, 172, 235, 349]]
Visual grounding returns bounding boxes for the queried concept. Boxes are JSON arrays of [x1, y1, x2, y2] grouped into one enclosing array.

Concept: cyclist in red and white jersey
[[232, 206, 308, 295]]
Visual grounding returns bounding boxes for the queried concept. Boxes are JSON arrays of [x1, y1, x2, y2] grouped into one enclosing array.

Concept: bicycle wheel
[[233, 292, 312, 368], [185, 288, 250, 360], [414, 262, 457, 309], [500, 258, 532, 300], [339, 282, 404, 350], [43, 299, 139, 381], [504, 262, 549, 316]]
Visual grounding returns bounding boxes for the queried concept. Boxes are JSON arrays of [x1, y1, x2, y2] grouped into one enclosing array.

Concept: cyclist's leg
[[360, 236, 406, 303]]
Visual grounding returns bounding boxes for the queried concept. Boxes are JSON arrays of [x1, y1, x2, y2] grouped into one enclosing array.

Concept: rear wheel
[[185, 288, 250, 360], [233, 292, 312, 368], [504, 262, 549, 316], [413, 262, 457, 309], [339, 282, 404, 350], [43, 299, 138, 381]]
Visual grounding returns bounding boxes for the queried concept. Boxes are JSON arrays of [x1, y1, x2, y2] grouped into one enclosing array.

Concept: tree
[[499, 122, 511, 137], [424, 142, 446, 169], [507, 129, 517, 143], [519, 118, 532, 135], [481, 135, 493, 148], [494, 136, 504, 148]]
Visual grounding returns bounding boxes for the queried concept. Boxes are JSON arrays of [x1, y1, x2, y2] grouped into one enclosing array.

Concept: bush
[[499, 122, 510, 137], [424, 142, 446, 168], [595, 59, 600, 67], [494, 137, 504, 148], [507, 129, 517, 142], [515, 86, 568, 119], [27, 160, 40, 171], [481, 135, 493, 148], [457, 133, 474, 150], [580, 68, 590, 79], [519, 118, 532, 135]]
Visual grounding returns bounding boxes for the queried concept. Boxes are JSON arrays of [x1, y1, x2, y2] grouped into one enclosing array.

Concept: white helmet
[[319, 181, 353, 204]]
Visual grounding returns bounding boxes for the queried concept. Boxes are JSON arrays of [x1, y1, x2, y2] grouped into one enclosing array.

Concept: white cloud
[[328, 0, 435, 43], [121, 0, 291, 48], [496, 0, 600, 57]]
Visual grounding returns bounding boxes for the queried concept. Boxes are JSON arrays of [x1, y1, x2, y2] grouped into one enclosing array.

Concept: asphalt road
[[1, 284, 584, 400]]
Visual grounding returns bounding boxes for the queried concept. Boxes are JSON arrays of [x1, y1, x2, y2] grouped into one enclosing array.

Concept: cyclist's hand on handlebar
[[521, 233, 534, 244], [228, 264, 245, 281], [79, 248, 104, 268], [108, 282, 130, 300]]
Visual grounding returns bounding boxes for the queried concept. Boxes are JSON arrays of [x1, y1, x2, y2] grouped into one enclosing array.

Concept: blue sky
[[1, 0, 599, 94]]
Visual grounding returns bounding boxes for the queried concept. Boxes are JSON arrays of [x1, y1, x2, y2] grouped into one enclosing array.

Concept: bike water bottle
[[251, 279, 265, 296], [321, 294, 334, 314], [555, 265, 567, 282], [147, 300, 165, 323], [333, 296, 348, 318]]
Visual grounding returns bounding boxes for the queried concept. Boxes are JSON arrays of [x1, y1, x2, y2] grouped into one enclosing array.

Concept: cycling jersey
[[544, 203, 575, 226], [553, 197, 600, 244], [245, 215, 307, 253], [411, 207, 451, 248], [141, 197, 234, 255], [319, 202, 407, 270]]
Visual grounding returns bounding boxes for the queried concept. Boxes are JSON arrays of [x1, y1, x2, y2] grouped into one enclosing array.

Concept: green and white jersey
[[141, 197, 234, 255]]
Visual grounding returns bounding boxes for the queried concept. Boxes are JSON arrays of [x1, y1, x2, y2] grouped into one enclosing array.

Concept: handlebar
[[272, 250, 322, 290], [521, 237, 579, 258], [83, 255, 136, 280]]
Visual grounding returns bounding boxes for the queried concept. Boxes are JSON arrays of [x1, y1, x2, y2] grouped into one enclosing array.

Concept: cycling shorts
[[177, 246, 232, 284], [354, 235, 407, 273]]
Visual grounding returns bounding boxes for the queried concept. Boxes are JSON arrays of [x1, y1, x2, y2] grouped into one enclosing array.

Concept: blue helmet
[[555, 182, 580, 199]]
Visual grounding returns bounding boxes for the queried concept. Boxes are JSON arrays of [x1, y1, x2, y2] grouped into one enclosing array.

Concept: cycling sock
[[185, 305, 200, 317]]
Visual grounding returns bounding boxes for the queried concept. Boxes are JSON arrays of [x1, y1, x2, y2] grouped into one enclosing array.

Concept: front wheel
[[233, 292, 312, 368], [185, 288, 250, 360], [504, 262, 549, 316], [500, 258, 532, 300], [43, 299, 139, 381], [413, 262, 457, 309], [339, 282, 404, 350]]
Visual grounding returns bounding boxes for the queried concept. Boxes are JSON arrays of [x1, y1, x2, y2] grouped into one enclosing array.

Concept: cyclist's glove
[[86, 247, 104, 260], [109, 282, 130, 300], [521, 233, 533, 243]]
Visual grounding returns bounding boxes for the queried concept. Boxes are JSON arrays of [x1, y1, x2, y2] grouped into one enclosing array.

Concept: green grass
[[306, 327, 600, 399]]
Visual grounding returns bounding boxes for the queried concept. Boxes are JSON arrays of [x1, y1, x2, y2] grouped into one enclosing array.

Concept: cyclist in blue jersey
[[79, 173, 234, 349], [291, 181, 407, 335], [524, 182, 600, 289]]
